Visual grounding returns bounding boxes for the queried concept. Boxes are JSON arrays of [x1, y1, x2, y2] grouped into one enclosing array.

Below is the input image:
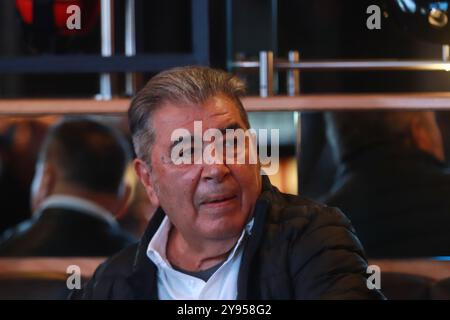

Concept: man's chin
[[199, 221, 247, 241]]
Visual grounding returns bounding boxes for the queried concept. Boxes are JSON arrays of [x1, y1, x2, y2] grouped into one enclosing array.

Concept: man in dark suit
[[0, 117, 135, 256], [322, 111, 450, 258]]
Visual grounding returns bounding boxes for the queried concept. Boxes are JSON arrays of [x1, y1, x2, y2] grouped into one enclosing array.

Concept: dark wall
[[279, 0, 450, 93], [2, 0, 450, 96]]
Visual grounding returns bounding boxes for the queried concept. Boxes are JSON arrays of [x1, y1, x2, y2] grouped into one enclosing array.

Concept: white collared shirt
[[147, 216, 253, 300], [35, 194, 118, 227]]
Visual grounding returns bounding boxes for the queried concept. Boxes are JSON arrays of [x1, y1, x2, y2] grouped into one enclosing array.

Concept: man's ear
[[31, 164, 56, 213], [113, 183, 132, 220], [411, 114, 446, 161], [411, 118, 433, 156], [134, 158, 160, 207]]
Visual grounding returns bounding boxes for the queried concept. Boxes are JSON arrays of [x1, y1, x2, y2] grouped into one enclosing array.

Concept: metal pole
[[259, 51, 274, 97], [232, 59, 450, 71], [287, 51, 300, 96], [287, 51, 302, 194], [443, 44, 450, 62], [270, 0, 278, 95], [294, 111, 301, 195], [125, 0, 136, 96], [225, 0, 234, 71], [98, 0, 115, 100]]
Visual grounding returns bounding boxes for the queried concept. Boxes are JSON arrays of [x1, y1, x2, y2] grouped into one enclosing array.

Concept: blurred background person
[[0, 117, 135, 256], [0, 119, 49, 234], [322, 111, 450, 258]]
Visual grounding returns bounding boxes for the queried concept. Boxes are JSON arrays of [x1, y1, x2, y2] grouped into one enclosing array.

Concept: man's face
[[137, 95, 262, 242]]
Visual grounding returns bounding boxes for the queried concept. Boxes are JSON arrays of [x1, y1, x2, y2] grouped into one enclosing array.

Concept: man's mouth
[[201, 194, 237, 205]]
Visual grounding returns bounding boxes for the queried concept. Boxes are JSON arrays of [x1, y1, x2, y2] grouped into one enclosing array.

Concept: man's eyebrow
[[219, 123, 244, 135], [170, 123, 244, 148]]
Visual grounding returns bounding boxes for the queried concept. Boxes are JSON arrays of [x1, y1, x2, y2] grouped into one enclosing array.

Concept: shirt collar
[[36, 194, 118, 227], [147, 216, 254, 269]]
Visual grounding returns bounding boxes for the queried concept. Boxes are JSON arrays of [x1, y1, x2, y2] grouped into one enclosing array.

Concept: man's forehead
[[152, 96, 245, 131]]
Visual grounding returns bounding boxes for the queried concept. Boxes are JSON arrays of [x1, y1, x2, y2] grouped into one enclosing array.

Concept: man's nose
[[201, 163, 230, 183]]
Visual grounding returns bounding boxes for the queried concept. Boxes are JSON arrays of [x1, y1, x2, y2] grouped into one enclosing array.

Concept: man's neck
[[166, 226, 240, 272], [50, 183, 119, 215]]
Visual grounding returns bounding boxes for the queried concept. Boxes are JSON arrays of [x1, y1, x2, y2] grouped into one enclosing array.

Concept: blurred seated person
[[0, 119, 48, 233], [322, 111, 450, 258], [436, 111, 450, 167], [299, 112, 336, 199], [0, 117, 136, 256]]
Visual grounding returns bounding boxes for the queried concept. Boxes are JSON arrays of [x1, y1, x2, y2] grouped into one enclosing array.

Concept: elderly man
[[73, 67, 383, 300]]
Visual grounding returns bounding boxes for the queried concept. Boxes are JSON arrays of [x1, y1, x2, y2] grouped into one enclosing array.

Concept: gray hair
[[128, 66, 249, 163]]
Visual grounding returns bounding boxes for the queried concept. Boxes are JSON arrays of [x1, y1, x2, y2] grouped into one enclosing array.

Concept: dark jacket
[[322, 145, 450, 258], [71, 177, 383, 300], [0, 207, 135, 257]]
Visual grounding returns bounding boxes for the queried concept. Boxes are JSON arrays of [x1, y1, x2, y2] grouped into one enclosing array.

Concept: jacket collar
[[126, 207, 165, 299], [36, 194, 118, 228], [127, 175, 275, 300]]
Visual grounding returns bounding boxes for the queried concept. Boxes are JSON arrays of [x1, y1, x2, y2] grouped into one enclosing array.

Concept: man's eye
[[225, 138, 237, 148], [179, 147, 191, 157]]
